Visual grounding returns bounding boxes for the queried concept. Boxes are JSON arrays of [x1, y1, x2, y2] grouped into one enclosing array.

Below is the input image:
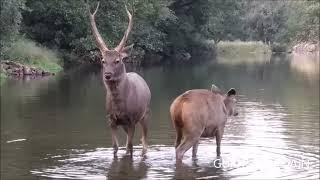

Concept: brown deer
[[87, 2, 151, 157], [170, 86, 238, 161]]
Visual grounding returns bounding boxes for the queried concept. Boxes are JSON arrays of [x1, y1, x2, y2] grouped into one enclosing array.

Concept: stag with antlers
[[87, 2, 151, 157]]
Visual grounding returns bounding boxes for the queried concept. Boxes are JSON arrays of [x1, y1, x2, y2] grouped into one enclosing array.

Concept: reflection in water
[[107, 154, 148, 180], [224, 101, 319, 179], [29, 101, 319, 179], [1, 54, 319, 179], [30, 146, 166, 179], [216, 50, 272, 66], [290, 52, 320, 81]]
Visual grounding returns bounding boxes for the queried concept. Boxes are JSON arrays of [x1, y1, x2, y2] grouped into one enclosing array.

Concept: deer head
[[88, 2, 133, 82]]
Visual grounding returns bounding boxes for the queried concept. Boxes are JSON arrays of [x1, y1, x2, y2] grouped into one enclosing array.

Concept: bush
[[3, 37, 63, 73], [217, 41, 271, 56], [216, 41, 272, 65], [271, 43, 287, 52]]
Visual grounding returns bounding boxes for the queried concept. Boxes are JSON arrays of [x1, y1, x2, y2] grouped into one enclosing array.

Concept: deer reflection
[[107, 155, 148, 180], [174, 157, 228, 180]]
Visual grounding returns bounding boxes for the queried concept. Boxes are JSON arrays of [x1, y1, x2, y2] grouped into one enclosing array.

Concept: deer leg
[[175, 127, 183, 149], [192, 140, 199, 158], [176, 136, 198, 161], [110, 123, 119, 157], [215, 127, 224, 157], [139, 116, 148, 155], [122, 126, 129, 134], [123, 125, 129, 150], [126, 125, 135, 156]]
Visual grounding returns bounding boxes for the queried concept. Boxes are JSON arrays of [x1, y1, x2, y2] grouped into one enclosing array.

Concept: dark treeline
[[1, 0, 319, 66]]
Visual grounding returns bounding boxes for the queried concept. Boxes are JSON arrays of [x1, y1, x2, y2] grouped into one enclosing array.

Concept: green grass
[[217, 41, 271, 56], [216, 41, 272, 65], [4, 37, 63, 73]]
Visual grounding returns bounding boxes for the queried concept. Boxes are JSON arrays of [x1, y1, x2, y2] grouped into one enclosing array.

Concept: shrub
[[3, 37, 63, 73]]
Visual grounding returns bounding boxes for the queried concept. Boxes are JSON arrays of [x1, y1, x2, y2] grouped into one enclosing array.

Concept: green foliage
[[202, 0, 245, 42], [22, 0, 89, 49], [0, 0, 26, 42], [242, 0, 288, 43], [3, 37, 62, 73], [1, 0, 318, 66], [0, 0, 26, 61], [217, 41, 272, 65], [130, 0, 176, 52], [286, 0, 319, 43], [242, 0, 319, 44], [217, 41, 271, 56], [21, 0, 176, 56]]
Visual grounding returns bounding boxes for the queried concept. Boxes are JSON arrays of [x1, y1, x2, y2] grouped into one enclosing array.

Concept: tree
[[0, 0, 26, 59], [285, 0, 319, 43], [242, 0, 288, 43]]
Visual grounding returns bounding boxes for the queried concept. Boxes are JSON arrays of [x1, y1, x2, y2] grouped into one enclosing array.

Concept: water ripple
[[30, 101, 319, 179]]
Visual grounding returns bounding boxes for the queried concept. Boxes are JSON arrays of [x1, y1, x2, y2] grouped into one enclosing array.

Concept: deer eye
[[114, 59, 120, 64], [101, 59, 106, 63]]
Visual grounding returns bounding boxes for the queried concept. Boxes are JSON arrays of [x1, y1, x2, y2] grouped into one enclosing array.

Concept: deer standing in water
[[170, 86, 238, 161], [87, 2, 151, 157]]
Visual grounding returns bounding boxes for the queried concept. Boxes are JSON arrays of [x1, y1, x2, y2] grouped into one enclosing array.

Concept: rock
[[42, 71, 51, 76], [31, 68, 37, 75], [1, 64, 9, 70], [181, 52, 191, 61], [23, 66, 32, 75], [6, 69, 13, 74], [13, 67, 20, 75], [1, 60, 57, 78], [4, 61, 17, 66], [307, 44, 316, 52], [174, 51, 192, 62], [19, 67, 24, 76], [292, 43, 319, 55], [36, 69, 43, 75]]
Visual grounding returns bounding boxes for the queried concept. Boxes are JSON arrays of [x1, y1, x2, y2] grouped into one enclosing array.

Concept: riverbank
[[1, 60, 58, 76], [216, 41, 272, 65], [292, 42, 319, 55], [217, 41, 271, 56], [290, 42, 319, 80], [1, 38, 63, 84]]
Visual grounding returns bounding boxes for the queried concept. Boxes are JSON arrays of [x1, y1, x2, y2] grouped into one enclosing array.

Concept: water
[[1, 54, 319, 179]]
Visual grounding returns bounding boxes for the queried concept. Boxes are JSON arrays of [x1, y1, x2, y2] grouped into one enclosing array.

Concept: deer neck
[[104, 72, 128, 99]]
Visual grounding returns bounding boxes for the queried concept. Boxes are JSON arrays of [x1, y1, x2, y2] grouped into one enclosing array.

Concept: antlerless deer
[[87, 2, 151, 157], [170, 87, 238, 161]]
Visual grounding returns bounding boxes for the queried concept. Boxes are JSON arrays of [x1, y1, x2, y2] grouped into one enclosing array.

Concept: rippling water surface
[[1, 54, 319, 179]]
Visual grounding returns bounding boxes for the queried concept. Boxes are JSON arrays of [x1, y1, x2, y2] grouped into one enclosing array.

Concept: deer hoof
[[113, 146, 118, 156], [141, 148, 147, 156]]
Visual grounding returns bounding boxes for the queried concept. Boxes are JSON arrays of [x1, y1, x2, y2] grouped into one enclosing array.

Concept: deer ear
[[120, 44, 134, 58], [227, 88, 236, 96], [211, 84, 220, 92]]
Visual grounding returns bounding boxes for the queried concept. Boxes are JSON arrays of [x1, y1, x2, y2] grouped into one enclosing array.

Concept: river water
[[1, 54, 319, 179]]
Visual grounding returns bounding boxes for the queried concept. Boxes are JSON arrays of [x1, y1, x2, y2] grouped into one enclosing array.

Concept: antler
[[115, 5, 133, 52], [87, 2, 109, 51]]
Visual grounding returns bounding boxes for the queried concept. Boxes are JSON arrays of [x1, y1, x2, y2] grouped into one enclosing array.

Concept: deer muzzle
[[104, 72, 113, 80]]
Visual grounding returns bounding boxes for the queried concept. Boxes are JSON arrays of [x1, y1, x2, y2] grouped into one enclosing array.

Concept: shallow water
[[1, 54, 319, 179]]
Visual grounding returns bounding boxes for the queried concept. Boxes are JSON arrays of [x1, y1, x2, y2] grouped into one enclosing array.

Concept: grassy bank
[[217, 41, 271, 56], [3, 37, 63, 74], [216, 41, 272, 65]]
